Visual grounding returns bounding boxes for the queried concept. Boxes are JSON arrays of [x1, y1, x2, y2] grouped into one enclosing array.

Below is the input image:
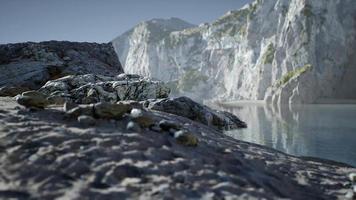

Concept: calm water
[[211, 103, 356, 167]]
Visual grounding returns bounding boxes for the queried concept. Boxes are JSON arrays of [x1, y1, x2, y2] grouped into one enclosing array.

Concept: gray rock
[[145, 96, 246, 130], [39, 74, 170, 104], [78, 115, 96, 126], [16, 91, 49, 108], [0, 41, 123, 91]]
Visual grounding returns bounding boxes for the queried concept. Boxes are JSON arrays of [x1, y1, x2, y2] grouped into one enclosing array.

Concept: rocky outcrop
[[15, 74, 246, 130], [0, 96, 354, 199], [0, 41, 123, 96], [143, 96, 247, 130], [112, 0, 356, 105], [38, 73, 170, 104]]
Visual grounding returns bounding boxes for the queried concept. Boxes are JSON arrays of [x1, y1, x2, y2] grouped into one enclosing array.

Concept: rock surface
[[38, 73, 170, 104], [0, 41, 123, 96], [112, 0, 356, 105], [0, 96, 354, 199], [144, 96, 247, 130]]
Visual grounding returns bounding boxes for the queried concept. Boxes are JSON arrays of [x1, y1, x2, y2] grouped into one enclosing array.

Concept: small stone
[[63, 101, 78, 112], [130, 109, 155, 128], [126, 121, 141, 132], [349, 173, 356, 182], [16, 91, 49, 108], [78, 115, 96, 126], [174, 130, 198, 147], [94, 102, 132, 119], [345, 190, 354, 199], [159, 120, 181, 131]]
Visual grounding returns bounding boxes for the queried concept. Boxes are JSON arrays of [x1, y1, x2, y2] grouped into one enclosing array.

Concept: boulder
[[144, 96, 246, 130]]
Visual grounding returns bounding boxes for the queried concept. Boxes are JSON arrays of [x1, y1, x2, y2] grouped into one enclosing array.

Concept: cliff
[[112, 0, 356, 105]]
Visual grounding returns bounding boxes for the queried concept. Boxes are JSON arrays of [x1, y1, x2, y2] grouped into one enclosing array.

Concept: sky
[[0, 0, 252, 44]]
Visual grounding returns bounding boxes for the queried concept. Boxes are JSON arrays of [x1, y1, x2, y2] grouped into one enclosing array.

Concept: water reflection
[[211, 102, 356, 166]]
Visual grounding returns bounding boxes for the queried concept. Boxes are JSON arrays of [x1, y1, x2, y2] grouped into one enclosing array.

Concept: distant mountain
[[112, 0, 356, 105]]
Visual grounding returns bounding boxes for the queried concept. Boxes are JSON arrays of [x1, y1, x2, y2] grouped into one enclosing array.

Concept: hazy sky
[[0, 0, 252, 44]]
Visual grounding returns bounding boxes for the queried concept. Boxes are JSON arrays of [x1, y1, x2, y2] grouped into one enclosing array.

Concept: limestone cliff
[[112, 0, 356, 105]]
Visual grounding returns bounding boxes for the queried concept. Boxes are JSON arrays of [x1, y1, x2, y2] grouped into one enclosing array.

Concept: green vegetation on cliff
[[276, 64, 312, 87]]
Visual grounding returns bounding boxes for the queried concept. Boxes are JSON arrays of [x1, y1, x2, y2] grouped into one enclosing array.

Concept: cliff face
[[0, 41, 123, 93], [112, 0, 356, 104]]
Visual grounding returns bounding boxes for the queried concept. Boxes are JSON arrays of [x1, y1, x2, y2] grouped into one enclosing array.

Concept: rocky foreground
[[0, 41, 355, 199], [0, 74, 354, 199]]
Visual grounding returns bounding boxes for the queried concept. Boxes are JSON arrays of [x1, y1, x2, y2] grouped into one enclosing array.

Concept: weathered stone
[[16, 91, 49, 108], [94, 102, 132, 119], [174, 130, 198, 147], [146, 96, 246, 130], [78, 115, 96, 126], [0, 41, 123, 91], [130, 109, 155, 128], [39, 74, 170, 104]]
